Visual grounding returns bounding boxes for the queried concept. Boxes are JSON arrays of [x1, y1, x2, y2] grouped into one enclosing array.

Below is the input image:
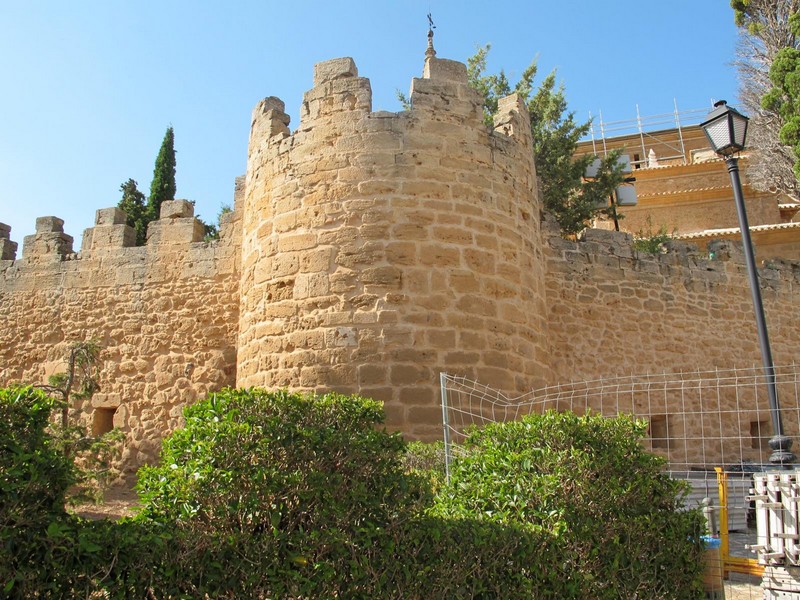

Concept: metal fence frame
[[440, 366, 800, 582]]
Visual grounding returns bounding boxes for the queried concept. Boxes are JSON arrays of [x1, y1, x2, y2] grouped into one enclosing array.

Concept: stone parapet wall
[[238, 57, 547, 439], [543, 220, 800, 465], [0, 200, 242, 470], [544, 223, 800, 379]]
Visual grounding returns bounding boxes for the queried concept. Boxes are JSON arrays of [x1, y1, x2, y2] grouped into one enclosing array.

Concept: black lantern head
[[700, 100, 749, 157]]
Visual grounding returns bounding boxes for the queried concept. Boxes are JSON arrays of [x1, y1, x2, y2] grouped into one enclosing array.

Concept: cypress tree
[[148, 126, 176, 221]]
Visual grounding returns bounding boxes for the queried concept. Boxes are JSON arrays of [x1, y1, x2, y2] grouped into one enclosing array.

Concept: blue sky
[[0, 1, 740, 249]]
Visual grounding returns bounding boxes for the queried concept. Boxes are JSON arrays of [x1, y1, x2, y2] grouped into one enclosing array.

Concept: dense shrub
[[1, 387, 706, 598], [430, 410, 706, 599], [131, 388, 565, 597], [404, 439, 448, 490], [0, 388, 75, 594], [0, 387, 74, 520], [134, 388, 431, 597], [0, 387, 168, 597], [137, 388, 428, 526]]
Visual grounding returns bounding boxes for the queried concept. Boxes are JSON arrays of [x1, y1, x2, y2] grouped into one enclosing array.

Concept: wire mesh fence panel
[[440, 365, 800, 599], [442, 365, 800, 474]]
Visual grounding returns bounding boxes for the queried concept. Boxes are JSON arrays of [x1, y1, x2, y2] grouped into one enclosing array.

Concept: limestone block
[[181, 257, 217, 278], [390, 364, 430, 386], [494, 93, 532, 145], [0, 238, 17, 260], [216, 209, 242, 247], [251, 97, 291, 140], [293, 272, 330, 299], [301, 75, 373, 120], [159, 199, 195, 219], [95, 207, 128, 226], [358, 364, 387, 385], [299, 247, 332, 272], [80, 229, 94, 254], [496, 93, 530, 123], [313, 57, 358, 86], [264, 111, 290, 131], [278, 233, 317, 252], [0, 223, 11, 239], [330, 77, 371, 98], [22, 230, 74, 259], [580, 228, 633, 246], [253, 96, 286, 117], [361, 266, 401, 287], [233, 175, 246, 211], [423, 57, 468, 83], [219, 209, 237, 228], [410, 78, 481, 118], [85, 223, 136, 251], [363, 112, 397, 130], [707, 239, 745, 263], [329, 326, 358, 347], [36, 216, 65, 233], [146, 218, 205, 245], [91, 392, 121, 409]]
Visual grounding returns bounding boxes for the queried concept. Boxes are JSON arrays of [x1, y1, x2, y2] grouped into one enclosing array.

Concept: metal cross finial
[[426, 13, 436, 59]]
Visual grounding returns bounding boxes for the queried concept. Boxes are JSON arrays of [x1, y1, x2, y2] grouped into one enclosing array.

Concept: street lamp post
[[700, 100, 794, 466]]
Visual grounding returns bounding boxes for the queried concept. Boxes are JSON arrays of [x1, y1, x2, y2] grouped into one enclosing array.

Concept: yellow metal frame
[[715, 467, 764, 577]]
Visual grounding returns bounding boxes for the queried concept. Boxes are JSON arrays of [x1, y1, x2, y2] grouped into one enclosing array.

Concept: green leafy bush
[[0, 387, 706, 598], [137, 388, 427, 526], [404, 439, 448, 491], [132, 389, 568, 598], [135, 388, 432, 596], [0, 387, 74, 522], [0, 387, 131, 596], [431, 410, 705, 599], [1, 388, 75, 594], [0, 387, 162, 597], [44, 423, 126, 504]]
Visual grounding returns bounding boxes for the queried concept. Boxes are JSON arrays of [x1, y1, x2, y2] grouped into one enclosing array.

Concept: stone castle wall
[[238, 57, 548, 439], [544, 222, 800, 466], [545, 225, 800, 380], [1, 54, 799, 471], [0, 202, 241, 469]]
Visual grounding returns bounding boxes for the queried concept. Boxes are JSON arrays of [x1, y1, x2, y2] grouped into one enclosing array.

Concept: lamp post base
[[769, 434, 796, 466]]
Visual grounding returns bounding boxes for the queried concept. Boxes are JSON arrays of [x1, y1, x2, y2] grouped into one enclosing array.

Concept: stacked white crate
[[750, 471, 800, 597]]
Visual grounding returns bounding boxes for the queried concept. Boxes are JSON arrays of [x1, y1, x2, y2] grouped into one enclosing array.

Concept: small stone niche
[[92, 406, 117, 436], [649, 414, 671, 449], [750, 419, 770, 451]]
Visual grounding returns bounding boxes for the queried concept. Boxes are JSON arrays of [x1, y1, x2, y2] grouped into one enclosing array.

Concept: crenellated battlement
[[237, 55, 543, 428], [22, 216, 75, 263], [0, 222, 18, 261], [246, 55, 533, 171], [0, 198, 242, 280], [543, 218, 800, 384]]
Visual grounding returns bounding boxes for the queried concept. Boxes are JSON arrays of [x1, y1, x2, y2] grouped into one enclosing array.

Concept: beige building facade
[[2, 54, 800, 472], [576, 123, 800, 260]]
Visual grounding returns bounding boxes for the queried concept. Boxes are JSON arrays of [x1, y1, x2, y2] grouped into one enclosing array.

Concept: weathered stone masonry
[[0, 203, 241, 468], [238, 56, 548, 440], [2, 54, 799, 472]]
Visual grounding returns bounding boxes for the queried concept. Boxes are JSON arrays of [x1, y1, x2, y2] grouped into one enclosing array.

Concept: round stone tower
[[237, 53, 548, 438]]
